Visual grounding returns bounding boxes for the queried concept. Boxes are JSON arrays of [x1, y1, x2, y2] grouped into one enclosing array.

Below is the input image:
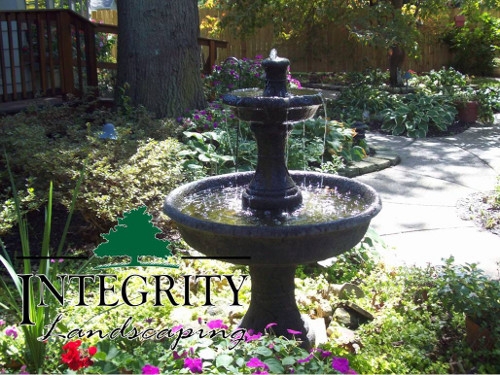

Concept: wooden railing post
[[85, 20, 98, 95], [57, 10, 74, 97]]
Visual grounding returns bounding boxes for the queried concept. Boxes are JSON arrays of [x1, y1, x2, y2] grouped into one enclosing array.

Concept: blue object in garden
[[100, 123, 117, 140]]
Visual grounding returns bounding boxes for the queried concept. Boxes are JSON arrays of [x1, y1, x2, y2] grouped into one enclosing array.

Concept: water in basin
[[176, 183, 369, 227]]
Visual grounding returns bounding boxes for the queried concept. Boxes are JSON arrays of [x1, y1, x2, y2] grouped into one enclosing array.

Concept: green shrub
[[444, 13, 500, 76], [0, 102, 184, 237]]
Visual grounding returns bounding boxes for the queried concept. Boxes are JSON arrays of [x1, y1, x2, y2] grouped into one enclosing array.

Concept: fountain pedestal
[[243, 122, 301, 211], [240, 265, 307, 342]]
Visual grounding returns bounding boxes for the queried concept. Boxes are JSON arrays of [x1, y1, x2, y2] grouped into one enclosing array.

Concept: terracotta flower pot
[[465, 315, 495, 350], [457, 101, 479, 123], [454, 15, 466, 27]]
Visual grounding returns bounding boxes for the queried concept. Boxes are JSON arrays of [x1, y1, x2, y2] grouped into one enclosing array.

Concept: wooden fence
[[198, 9, 455, 73]]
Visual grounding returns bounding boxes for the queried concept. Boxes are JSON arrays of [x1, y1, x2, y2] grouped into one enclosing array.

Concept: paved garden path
[[356, 115, 500, 277]]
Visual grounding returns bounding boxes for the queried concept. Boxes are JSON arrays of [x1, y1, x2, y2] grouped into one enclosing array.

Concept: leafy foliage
[[381, 92, 457, 137], [443, 12, 500, 76]]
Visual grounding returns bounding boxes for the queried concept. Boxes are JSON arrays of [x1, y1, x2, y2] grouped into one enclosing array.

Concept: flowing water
[[177, 184, 369, 227]]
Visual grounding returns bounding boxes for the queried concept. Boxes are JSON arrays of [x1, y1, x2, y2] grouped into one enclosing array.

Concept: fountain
[[164, 50, 381, 348]]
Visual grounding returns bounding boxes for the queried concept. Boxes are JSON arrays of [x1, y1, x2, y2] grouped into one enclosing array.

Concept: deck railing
[[0, 9, 102, 102], [0, 9, 227, 103]]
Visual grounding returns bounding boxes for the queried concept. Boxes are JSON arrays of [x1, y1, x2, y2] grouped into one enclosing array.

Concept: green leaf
[[255, 346, 273, 357], [282, 356, 296, 366], [215, 354, 234, 368], [264, 357, 285, 373], [199, 347, 216, 360], [93, 351, 107, 361]]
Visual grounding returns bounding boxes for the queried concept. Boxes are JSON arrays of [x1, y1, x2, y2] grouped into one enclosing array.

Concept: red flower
[[61, 340, 96, 371]]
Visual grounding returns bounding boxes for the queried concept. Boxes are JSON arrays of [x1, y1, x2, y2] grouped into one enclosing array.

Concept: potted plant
[[493, 57, 500, 78], [435, 257, 500, 350], [452, 87, 479, 123], [454, 14, 466, 27]]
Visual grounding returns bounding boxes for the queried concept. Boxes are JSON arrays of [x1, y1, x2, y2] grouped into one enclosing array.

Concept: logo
[[93, 206, 178, 269], [17, 206, 249, 347]]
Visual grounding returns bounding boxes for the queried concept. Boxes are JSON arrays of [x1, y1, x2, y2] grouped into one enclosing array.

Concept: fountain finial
[[262, 49, 290, 97]]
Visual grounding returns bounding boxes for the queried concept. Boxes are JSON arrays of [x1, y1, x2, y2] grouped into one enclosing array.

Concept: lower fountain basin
[[164, 171, 381, 266]]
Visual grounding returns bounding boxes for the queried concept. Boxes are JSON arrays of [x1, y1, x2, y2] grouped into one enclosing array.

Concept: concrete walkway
[[356, 116, 500, 277]]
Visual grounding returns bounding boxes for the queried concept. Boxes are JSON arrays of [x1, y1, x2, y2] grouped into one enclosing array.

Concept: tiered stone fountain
[[164, 50, 381, 348]]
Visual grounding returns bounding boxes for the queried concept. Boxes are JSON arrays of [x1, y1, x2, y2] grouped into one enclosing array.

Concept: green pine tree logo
[[93, 206, 178, 269]]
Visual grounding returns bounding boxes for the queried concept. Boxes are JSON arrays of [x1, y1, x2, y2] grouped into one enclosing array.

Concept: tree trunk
[[388, 0, 405, 87], [117, 0, 206, 118], [388, 45, 405, 87]]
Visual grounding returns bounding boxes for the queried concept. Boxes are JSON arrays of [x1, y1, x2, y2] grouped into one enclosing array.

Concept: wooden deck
[[0, 9, 227, 106]]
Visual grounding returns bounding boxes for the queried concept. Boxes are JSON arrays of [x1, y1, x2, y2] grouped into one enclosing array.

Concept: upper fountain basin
[[163, 171, 381, 266], [222, 88, 323, 124]]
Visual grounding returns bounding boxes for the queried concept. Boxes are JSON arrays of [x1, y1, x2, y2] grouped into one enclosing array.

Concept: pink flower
[[142, 364, 160, 374], [332, 357, 351, 373], [5, 326, 18, 339], [246, 357, 269, 370], [184, 357, 203, 373], [0, 319, 5, 326], [206, 319, 228, 330]]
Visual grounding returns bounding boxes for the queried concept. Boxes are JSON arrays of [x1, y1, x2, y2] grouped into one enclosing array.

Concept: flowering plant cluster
[[90, 18, 117, 63], [204, 55, 266, 100], [60, 340, 97, 371], [177, 102, 237, 132], [100, 319, 357, 374], [203, 55, 303, 101]]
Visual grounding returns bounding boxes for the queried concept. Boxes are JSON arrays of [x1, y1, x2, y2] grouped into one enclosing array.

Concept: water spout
[[269, 48, 277, 60]]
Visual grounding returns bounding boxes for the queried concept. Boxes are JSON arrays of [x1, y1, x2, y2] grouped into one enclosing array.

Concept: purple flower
[[246, 357, 269, 370], [244, 330, 263, 342], [144, 317, 153, 324], [5, 326, 18, 339], [213, 122, 218, 128], [206, 319, 228, 330], [19, 365, 29, 375], [297, 354, 313, 364], [332, 357, 350, 373], [184, 357, 203, 373], [321, 350, 332, 358], [141, 364, 160, 374], [173, 350, 186, 360], [172, 324, 183, 333], [286, 329, 302, 335], [265, 322, 277, 330]]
